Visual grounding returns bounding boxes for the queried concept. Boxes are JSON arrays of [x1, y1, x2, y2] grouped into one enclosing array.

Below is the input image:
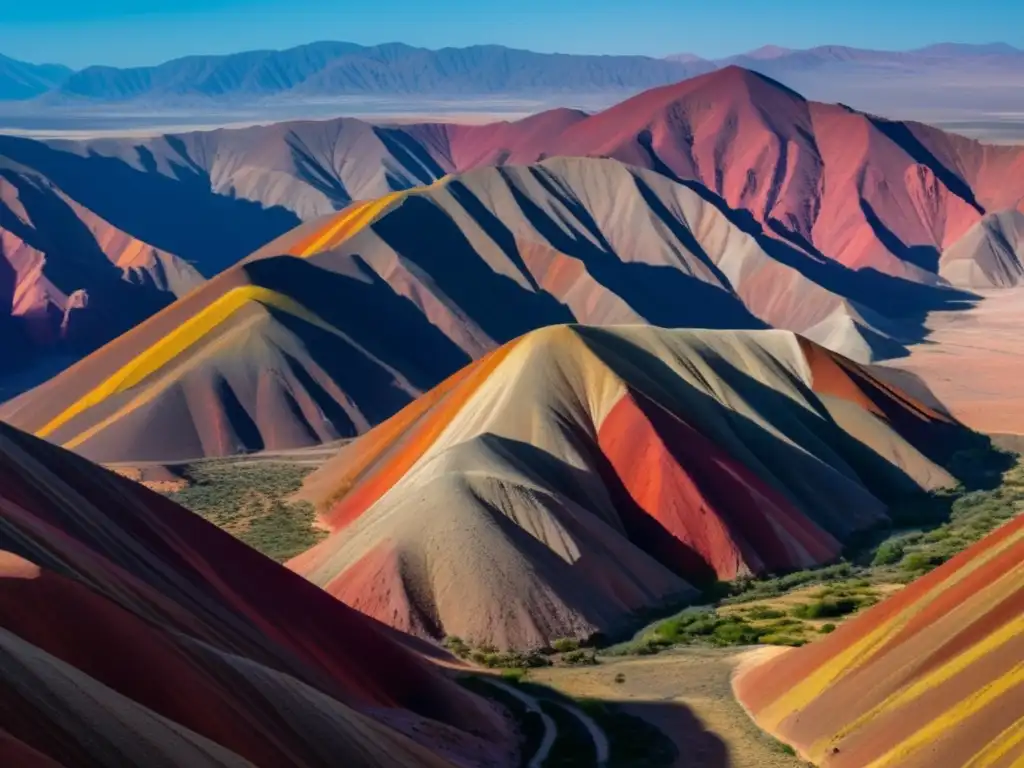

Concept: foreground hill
[[3, 157, 961, 462], [734, 512, 1024, 767], [287, 325, 975, 650], [0, 420, 509, 766], [0, 158, 205, 396]]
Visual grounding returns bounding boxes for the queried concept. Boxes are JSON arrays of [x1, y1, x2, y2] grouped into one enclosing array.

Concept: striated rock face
[[3, 66, 1022, 395], [735, 512, 1024, 768], [7, 66, 1023, 280], [0, 420, 512, 768], [0, 160, 204, 388], [287, 324, 974, 650], [939, 209, 1024, 288]]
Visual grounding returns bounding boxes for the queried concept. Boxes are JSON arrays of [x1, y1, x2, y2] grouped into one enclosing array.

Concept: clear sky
[[1, 0, 1021, 69]]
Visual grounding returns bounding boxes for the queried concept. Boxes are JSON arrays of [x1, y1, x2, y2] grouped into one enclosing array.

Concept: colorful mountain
[[734, 513, 1024, 768], [6, 66, 1022, 281], [287, 325, 975, 649], [0, 420, 510, 767], [0, 159, 204, 396], [6, 155, 964, 463], [3, 66, 1022, 400]]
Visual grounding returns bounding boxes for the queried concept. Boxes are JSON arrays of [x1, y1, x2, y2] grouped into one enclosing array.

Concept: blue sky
[[2, 0, 1021, 69]]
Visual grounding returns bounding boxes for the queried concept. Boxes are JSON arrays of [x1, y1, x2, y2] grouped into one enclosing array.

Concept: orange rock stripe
[[320, 339, 520, 530]]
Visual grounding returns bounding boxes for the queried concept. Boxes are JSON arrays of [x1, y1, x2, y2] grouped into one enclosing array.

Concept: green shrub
[[746, 606, 786, 620], [712, 621, 761, 645], [551, 637, 580, 653], [792, 598, 860, 619], [561, 650, 598, 666], [758, 634, 806, 647], [443, 636, 471, 658], [819, 623, 837, 634], [901, 552, 947, 573], [872, 539, 906, 566]]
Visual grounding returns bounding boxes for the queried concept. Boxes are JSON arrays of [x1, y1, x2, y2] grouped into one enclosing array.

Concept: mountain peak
[[743, 45, 794, 59]]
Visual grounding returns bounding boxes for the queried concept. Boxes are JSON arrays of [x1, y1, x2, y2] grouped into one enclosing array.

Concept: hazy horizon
[[4, 0, 1023, 69]]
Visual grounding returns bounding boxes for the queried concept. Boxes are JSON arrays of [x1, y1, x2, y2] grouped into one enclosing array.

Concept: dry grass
[[530, 649, 809, 768]]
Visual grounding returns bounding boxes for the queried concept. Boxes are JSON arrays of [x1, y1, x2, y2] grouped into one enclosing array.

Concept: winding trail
[[483, 679, 557, 768], [557, 701, 610, 765], [482, 678, 610, 767]]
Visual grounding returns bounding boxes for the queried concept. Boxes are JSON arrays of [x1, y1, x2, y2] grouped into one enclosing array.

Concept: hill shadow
[[286, 132, 353, 210], [866, 117, 984, 215], [499, 167, 763, 330], [634, 133, 978, 347], [859, 199, 941, 273], [373, 126, 449, 188], [0, 168, 174, 353], [241, 254, 472, 393], [0, 135, 300, 274], [368, 193, 578, 341]]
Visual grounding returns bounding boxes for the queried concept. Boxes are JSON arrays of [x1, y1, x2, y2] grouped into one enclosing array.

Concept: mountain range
[[1, 40, 1021, 105], [0, 54, 71, 100], [4, 66, 1024, 451], [2, 40, 1023, 768]]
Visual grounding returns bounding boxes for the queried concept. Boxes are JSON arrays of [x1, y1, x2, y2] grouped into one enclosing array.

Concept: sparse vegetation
[[162, 460, 327, 562], [607, 452, 1023, 658], [551, 637, 581, 653]]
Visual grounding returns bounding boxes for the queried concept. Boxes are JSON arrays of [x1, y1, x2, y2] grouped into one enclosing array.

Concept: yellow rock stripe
[[865, 661, 1024, 768], [962, 715, 1024, 768], [293, 177, 449, 258], [37, 286, 335, 440], [826, 566, 1024, 750], [757, 523, 1024, 732]]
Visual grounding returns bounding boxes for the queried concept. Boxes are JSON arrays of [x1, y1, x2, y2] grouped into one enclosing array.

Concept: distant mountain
[[0, 54, 72, 100], [46, 41, 715, 102], [4, 66, 1024, 415], [718, 41, 1024, 69], [737, 45, 794, 60], [911, 42, 1023, 56], [6, 40, 1022, 112]]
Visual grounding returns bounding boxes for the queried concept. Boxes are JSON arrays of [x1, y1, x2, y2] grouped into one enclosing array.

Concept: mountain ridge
[[2, 40, 1021, 104]]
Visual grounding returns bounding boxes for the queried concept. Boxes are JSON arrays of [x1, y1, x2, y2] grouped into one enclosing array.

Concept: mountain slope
[[3, 67, 1021, 410], [3, 156, 962, 462], [939, 209, 1024, 288], [0, 420, 510, 766], [288, 325, 975, 649], [0, 54, 71, 100], [18, 67, 1022, 283], [47, 42, 714, 102], [0, 159, 204, 396], [734, 512, 1024, 768]]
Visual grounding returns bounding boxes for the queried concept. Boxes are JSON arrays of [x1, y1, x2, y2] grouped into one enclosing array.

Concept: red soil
[[599, 390, 839, 580], [0, 422, 504, 765]]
